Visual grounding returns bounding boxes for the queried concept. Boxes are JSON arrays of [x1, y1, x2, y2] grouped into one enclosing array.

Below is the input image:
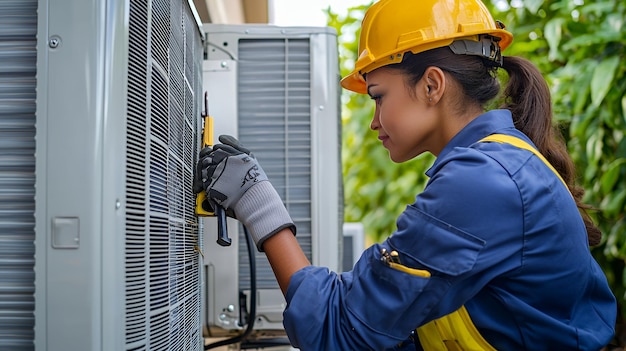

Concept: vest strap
[[479, 134, 569, 192]]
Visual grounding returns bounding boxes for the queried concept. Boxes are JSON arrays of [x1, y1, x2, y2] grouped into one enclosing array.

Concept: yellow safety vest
[[415, 134, 566, 351], [416, 305, 496, 351]]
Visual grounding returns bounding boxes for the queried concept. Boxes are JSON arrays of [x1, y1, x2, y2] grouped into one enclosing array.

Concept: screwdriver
[[196, 92, 230, 246]]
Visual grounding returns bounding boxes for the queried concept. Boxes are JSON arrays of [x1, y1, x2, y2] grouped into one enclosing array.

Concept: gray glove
[[200, 135, 296, 251]]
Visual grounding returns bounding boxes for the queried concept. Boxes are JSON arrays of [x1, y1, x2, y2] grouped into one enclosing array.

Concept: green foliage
[[326, 0, 626, 314]]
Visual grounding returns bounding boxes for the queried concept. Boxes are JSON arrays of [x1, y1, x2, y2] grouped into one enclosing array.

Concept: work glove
[[198, 135, 296, 251]]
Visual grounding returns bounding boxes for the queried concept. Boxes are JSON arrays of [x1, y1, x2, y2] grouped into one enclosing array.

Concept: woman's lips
[[378, 135, 389, 147]]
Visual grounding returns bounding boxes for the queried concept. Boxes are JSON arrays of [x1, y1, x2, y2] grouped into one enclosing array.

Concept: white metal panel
[[36, 0, 108, 348]]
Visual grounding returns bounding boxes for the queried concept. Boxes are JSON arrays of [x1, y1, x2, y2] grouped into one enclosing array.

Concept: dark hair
[[392, 48, 601, 246]]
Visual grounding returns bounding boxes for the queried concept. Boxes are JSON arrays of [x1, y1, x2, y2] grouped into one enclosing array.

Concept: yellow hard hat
[[341, 0, 514, 94]]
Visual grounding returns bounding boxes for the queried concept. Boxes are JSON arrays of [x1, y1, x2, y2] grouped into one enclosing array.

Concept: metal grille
[[0, 1, 37, 350], [237, 38, 313, 290], [125, 0, 202, 349]]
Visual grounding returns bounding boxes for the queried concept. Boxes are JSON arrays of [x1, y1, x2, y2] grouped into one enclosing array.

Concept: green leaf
[[590, 56, 620, 107], [578, 32, 620, 49], [579, 2, 616, 17], [544, 18, 564, 61], [602, 188, 626, 218], [609, 219, 626, 258], [570, 64, 592, 114], [584, 130, 604, 181], [600, 159, 626, 194], [524, 0, 546, 15], [622, 94, 626, 125]]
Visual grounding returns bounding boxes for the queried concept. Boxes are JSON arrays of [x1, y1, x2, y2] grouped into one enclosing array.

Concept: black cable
[[240, 338, 291, 349], [205, 225, 257, 350]]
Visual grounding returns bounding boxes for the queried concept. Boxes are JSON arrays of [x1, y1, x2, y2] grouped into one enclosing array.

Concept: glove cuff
[[234, 181, 296, 251]]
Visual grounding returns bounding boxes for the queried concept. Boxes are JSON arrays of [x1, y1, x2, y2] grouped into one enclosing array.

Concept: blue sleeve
[[282, 148, 524, 350], [282, 240, 436, 350]]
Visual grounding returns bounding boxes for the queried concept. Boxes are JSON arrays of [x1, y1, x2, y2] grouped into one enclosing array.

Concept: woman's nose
[[370, 106, 380, 130]]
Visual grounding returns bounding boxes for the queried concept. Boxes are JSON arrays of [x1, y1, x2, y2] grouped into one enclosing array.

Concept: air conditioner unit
[[201, 23, 343, 340], [341, 222, 366, 272], [26, 0, 205, 350]]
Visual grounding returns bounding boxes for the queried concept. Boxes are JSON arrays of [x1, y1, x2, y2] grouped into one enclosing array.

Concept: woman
[[197, 0, 617, 349]]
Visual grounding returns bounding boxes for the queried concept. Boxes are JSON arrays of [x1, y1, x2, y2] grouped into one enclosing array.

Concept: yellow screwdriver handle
[[195, 115, 215, 216]]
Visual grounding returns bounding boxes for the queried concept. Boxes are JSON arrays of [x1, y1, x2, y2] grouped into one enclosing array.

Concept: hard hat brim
[[340, 71, 367, 94]]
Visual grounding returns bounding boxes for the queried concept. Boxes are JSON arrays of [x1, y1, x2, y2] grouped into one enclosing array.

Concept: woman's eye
[[370, 95, 382, 105]]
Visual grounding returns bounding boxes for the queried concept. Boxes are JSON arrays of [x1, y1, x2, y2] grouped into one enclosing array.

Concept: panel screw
[[49, 36, 61, 48]]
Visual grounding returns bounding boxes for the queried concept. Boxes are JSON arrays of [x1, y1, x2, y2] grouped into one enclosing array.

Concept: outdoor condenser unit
[[201, 24, 343, 338], [342, 222, 366, 272], [3, 0, 207, 350]]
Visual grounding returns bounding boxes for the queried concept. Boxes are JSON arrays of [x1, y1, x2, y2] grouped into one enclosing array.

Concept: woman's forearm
[[263, 229, 311, 295]]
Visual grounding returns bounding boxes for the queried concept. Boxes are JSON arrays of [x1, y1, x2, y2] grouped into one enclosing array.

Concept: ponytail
[[501, 56, 601, 246]]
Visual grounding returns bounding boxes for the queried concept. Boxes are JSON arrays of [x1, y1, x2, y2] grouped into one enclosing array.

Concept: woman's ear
[[423, 66, 446, 104]]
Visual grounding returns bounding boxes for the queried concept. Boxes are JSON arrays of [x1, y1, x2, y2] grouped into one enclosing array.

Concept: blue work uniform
[[282, 110, 617, 350]]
